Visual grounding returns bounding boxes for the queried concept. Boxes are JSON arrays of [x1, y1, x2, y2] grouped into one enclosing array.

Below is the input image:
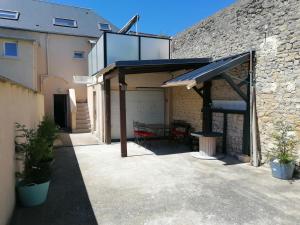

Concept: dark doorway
[[54, 94, 68, 129]]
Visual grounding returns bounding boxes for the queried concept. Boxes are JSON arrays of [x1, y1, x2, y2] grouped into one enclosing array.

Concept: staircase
[[73, 102, 91, 133]]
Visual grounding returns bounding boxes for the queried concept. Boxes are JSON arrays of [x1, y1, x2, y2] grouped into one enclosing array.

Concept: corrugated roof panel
[[162, 52, 250, 88]]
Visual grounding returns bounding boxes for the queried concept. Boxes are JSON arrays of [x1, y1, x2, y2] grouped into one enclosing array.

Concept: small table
[[190, 131, 223, 160]]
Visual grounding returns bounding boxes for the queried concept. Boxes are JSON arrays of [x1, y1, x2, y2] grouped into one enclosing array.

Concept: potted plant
[[267, 121, 298, 180], [15, 118, 57, 207]]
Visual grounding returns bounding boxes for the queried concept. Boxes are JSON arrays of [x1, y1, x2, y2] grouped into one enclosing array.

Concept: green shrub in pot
[[15, 118, 57, 207], [267, 121, 298, 180]]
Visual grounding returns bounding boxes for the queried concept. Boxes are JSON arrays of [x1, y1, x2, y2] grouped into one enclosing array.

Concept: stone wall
[[172, 0, 300, 162], [172, 86, 203, 131], [171, 64, 248, 155]]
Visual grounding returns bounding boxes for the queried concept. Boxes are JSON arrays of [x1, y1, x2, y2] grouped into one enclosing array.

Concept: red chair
[[170, 121, 191, 143], [133, 121, 156, 146]]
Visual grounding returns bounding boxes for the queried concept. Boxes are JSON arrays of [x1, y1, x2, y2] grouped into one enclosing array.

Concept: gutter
[[0, 34, 36, 42], [0, 26, 101, 39]]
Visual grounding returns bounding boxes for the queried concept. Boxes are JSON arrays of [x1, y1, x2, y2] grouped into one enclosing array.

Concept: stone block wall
[[172, 86, 203, 131], [171, 63, 248, 155], [172, 0, 300, 162], [212, 112, 244, 155]]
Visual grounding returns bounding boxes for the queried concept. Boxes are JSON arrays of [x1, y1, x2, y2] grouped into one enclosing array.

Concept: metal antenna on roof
[[118, 14, 140, 34], [135, 17, 138, 34]]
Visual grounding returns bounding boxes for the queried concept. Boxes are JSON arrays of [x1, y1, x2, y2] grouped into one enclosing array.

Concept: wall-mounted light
[[119, 82, 127, 91]]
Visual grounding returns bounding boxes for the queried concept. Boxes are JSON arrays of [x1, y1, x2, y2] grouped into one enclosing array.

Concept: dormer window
[[53, 18, 77, 28], [98, 23, 111, 31], [0, 9, 20, 20]]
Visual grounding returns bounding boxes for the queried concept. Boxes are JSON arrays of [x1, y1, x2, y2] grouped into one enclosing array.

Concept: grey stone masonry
[[172, 0, 300, 163]]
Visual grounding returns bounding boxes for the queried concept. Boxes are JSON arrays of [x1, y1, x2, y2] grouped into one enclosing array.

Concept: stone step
[[73, 128, 91, 133], [76, 115, 90, 120], [76, 123, 91, 129], [77, 106, 88, 110], [76, 119, 90, 125], [76, 110, 89, 116], [77, 109, 89, 114], [76, 103, 88, 108], [76, 107, 89, 111]]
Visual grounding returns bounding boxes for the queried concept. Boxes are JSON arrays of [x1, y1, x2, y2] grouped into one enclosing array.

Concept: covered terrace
[[90, 51, 257, 163]]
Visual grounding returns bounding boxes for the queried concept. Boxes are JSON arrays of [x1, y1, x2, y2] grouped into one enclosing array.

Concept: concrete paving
[[54, 132, 100, 146], [11, 141, 300, 225]]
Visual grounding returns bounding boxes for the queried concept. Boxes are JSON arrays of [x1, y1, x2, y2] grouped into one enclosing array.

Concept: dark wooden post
[[202, 81, 212, 133], [119, 72, 127, 157], [104, 79, 111, 144], [242, 76, 250, 155], [222, 113, 228, 154]]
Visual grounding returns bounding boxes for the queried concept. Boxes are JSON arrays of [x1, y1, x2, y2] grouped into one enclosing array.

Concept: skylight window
[[53, 18, 77, 28], [0, 9, 20, 20], [99, 23, 111, 31]]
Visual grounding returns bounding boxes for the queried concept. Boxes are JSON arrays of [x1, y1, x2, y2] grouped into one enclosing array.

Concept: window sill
[[0, 55, 20, 60], [72, 57, 85, 60]]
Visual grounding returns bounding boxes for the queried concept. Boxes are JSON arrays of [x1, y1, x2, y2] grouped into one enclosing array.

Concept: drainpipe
[[249, 49, 260, 167], [39, 33, 49, 93]]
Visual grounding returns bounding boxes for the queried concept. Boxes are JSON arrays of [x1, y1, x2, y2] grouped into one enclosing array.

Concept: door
[[54, 94, 68, 129], [111, 90, 165, 139]]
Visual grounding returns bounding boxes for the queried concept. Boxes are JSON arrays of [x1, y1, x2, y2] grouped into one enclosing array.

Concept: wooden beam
[[237, 78, 248, 87], [210, 108, 246, 114], [202, 81, 212, 133], [119, 72, 127, 157], [104, 79, 111, 144], [192, 86, 203, 98], [222, 73, 247, 101]]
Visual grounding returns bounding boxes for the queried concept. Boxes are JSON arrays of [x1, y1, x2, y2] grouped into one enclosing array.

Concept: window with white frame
[[53, 18, 77, 28], [4, 42, 18, 57], [98, 23, 111, 31], [73, 51, 85, 59], [0, 9, 20, 20]]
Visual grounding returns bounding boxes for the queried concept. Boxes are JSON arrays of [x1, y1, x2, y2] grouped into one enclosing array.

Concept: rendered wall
[[172, 0, 300, 161], [0, 77, 44, 225], [0, 38, 37, 90], [0, 28, 92, 118]]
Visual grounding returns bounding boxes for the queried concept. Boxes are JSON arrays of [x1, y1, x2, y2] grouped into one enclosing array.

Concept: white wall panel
[[141, 37, 169, 60], [111, 90, 165, 139], [106, 33, 139, 65]]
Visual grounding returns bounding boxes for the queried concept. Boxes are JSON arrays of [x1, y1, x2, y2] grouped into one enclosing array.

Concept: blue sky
[[50, 0, 235, 36]]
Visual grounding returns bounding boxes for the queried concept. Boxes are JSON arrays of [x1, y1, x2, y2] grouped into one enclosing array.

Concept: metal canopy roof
[[100, 58, 211, 78], [162, 52, 250, 88]]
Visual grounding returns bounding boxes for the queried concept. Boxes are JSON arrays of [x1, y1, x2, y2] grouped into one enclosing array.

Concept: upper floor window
[[73, 51, 84, 59], [53, 18, 77, 28], [98, 23, 111, 31], [0, 9, 20, 20], [4, 42, 18, 57]]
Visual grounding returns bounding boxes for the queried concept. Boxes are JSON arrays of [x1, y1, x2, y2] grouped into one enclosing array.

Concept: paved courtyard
[[11, 140, 300, 225]]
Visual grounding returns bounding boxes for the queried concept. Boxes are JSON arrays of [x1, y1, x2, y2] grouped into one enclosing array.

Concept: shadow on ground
[[10, 147, 98, 225], [136, 140, 194, 155]]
